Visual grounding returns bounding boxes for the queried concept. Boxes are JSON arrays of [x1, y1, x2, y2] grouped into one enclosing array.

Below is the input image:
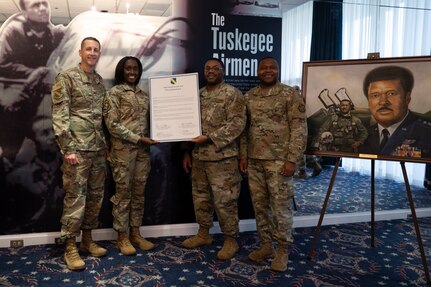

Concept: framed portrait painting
[[302, 56, 431, 163]]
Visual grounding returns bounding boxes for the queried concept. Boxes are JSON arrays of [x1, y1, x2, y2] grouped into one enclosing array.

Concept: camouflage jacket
[[318, 112, 368, 146], [51, 65, 106, 154], [240, 82, 307, 163], [192, 82, 246, 161], [103, 84, 150, 149]]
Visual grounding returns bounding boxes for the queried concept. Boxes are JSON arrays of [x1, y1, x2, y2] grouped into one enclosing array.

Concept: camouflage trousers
[[247, 159, 294, 245], [60, 150, 106, 239], [191, 157, 241, 237], [109, 143, 151, 232]]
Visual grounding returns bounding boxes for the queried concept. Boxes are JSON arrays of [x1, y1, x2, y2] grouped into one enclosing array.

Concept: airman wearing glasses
[[181, 58, 246, 261], [360, 65, 431, 158]]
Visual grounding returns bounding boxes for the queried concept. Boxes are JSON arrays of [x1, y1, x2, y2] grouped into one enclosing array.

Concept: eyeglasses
[[368, 90, 399, 100], [204, 66, 222, 72]]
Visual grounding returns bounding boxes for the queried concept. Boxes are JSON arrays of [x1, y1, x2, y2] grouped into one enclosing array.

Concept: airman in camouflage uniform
[[239, 57, 307, 272], [103, 56, 157, 256], [182, 58, 246, 260], [51, 37, 107, 271], [318, 99, 367, 153]]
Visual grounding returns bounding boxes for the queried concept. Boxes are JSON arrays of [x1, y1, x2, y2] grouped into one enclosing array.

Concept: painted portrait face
[[23, 0, 50, 23], [257, 58, 279, 87], [123, 58, 139, 86], [204, 59, 224, 86], [367, 79, 411, 128], [339, 100, 352, 114]]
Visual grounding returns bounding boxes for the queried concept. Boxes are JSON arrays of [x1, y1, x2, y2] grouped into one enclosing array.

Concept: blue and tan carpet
[[0, 217, 430, 286], [1, 166, 431, 286]]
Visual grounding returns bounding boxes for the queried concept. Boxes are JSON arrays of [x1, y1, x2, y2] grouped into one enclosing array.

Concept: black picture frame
[[302, 56, 431, 163]]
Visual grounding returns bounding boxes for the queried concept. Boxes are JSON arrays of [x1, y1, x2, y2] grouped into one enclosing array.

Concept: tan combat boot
[[182, 227, 213, 249], [130, 227, 155, 251], [248, 242, 275, 262], [217, 236, 239, 260], [64, 238, 85, 271], [117, 232, 136, 255], [79, 229, 107, 257], [270, 244, 288, 272]]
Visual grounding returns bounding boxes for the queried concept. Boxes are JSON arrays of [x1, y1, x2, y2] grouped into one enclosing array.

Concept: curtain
[[341, 0, 431, 186], [342, 158, 426, 186], [280, 1, 313, 86], [342, 0, 431, 59], [310, 0, 343, 61]]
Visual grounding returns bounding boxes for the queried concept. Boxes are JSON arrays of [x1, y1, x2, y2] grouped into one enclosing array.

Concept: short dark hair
[[258, 56, 279, 68], [114, 56, 143, 86], [81, 37, 101, 50], [363, 65, 414, 97], [340, 99, 354, 110], [205, 57, 225, 70]]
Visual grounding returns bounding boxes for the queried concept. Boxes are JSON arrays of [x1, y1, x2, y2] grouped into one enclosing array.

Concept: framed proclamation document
[[149, 73, 201, 142]]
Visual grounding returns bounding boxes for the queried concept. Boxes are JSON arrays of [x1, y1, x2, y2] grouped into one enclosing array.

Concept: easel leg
[[307, 157, 340, 260], [371, 159, 375, 247], [400, 161, 431, 285]]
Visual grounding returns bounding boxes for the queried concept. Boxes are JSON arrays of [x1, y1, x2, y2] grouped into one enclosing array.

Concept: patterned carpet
[[1, 166, 431, 286], [0, 217, 430, 286]]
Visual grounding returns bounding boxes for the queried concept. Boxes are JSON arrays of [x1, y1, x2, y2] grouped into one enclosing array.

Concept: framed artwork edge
[[302, 55, 431, 164]]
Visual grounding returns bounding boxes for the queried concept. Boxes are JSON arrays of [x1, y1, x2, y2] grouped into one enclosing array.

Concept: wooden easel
[[306, 157, 431, 285]]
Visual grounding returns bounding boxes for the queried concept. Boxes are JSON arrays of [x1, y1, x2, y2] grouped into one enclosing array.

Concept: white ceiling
[[0, 0, 173, 24], [0, 0, 309, 25]]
